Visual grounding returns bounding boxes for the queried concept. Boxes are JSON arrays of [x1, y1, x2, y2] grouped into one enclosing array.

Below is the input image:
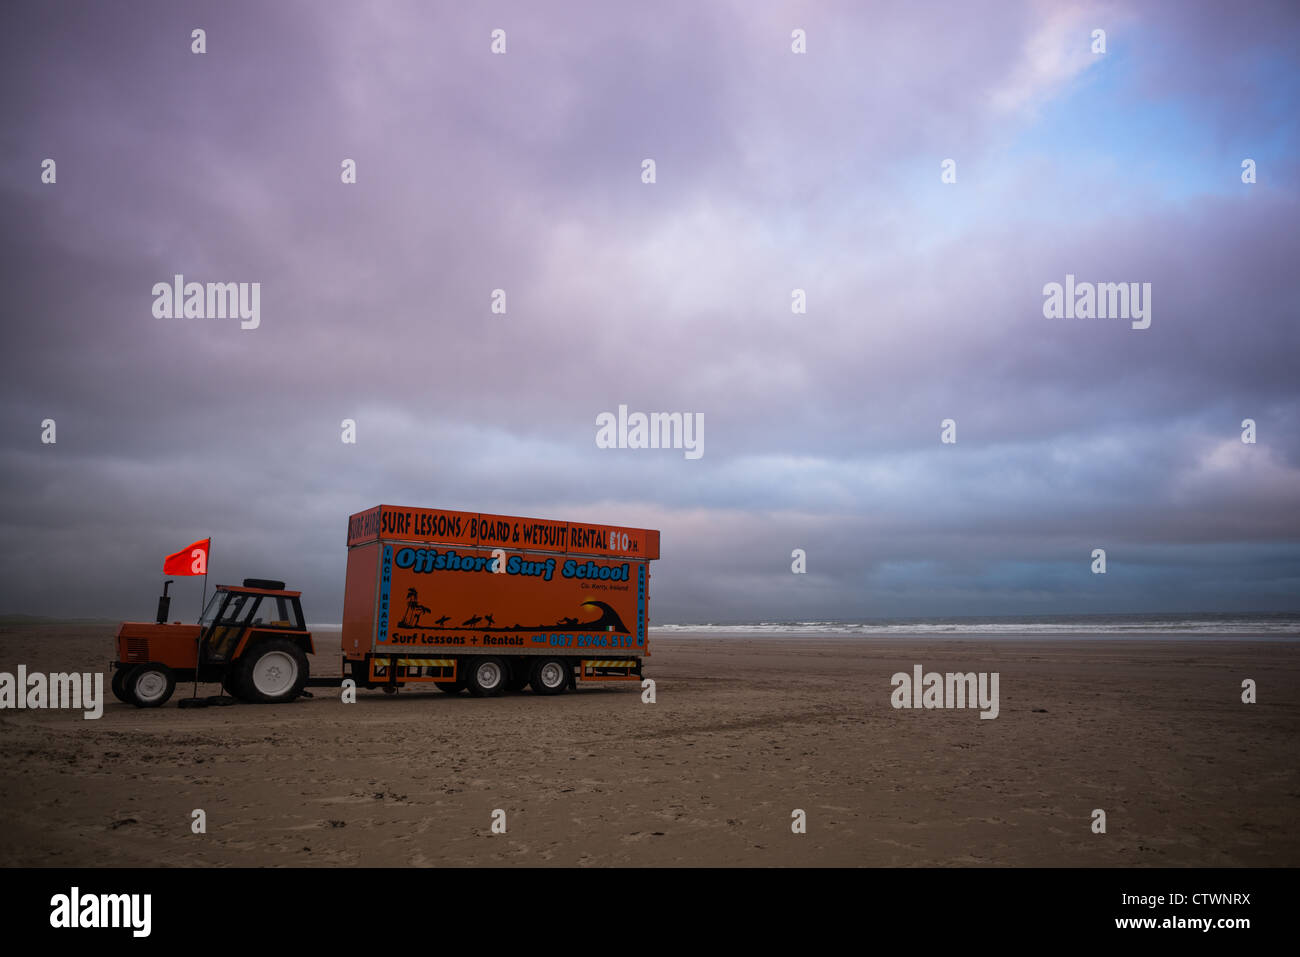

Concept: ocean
[[649, 612, 1300, 638]]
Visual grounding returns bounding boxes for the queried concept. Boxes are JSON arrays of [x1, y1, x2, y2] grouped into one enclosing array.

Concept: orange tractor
[[111, 579, 314, 708]]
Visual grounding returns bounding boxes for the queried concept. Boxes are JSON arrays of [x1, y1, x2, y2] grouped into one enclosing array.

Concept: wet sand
[[0, 623, 1295, 866]]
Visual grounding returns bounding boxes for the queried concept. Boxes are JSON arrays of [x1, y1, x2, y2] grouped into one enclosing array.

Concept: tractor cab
[[198, 581, 307, 663], [112, 578, 314, 708]]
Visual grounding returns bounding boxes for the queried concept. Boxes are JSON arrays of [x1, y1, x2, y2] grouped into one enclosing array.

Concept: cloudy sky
[[2, 0, 1297, 623]]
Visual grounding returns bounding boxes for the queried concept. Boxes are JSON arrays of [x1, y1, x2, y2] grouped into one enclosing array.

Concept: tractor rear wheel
[[236, 639, 308, 704], [126, 664, 175, 708]]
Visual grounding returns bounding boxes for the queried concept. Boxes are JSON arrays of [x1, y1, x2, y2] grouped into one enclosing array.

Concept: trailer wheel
[[237, 639, 308, 704], [465, 657, 506, 697], [111, 667, 134, 704], [531, 658, 569, 696], [126, 664, 175, 708], [435, 680, 466, 694]]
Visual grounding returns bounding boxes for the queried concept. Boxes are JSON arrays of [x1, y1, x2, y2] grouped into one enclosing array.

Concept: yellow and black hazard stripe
[[578, 658, 641, 681], [369, 657, 457, 682]]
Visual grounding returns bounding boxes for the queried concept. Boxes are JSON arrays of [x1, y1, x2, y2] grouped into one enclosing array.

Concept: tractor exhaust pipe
[[156, 579, 174, 625]]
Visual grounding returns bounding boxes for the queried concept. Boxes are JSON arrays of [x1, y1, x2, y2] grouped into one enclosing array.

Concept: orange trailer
[[342, 505, 660, 696]]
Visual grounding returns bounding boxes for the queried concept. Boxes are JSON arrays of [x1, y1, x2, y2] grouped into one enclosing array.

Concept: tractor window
[[248, 595, 302, 629], [199, 592, 225, 626], [218, 593, 256, 624]]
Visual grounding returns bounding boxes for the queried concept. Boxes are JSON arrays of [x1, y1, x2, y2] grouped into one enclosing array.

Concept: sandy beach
[[0, 623, 1295, 867]]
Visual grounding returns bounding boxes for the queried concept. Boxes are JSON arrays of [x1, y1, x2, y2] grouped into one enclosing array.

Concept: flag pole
[[191, 536, 209, 704], [199, 536, 209, 621]]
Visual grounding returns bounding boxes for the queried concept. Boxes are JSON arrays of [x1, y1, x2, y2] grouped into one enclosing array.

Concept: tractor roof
[[216, 584, 301, 598]]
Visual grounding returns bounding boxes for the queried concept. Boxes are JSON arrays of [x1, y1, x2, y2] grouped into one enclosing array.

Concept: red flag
[[163, 538, 210, 576]]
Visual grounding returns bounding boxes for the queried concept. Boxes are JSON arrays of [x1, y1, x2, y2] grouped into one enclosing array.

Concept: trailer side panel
[[378, 542, 647, 657]]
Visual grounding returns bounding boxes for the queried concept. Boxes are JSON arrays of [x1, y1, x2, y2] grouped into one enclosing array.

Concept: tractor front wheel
[[111, 667, 134, 704], [126, 664, 175, 708]]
